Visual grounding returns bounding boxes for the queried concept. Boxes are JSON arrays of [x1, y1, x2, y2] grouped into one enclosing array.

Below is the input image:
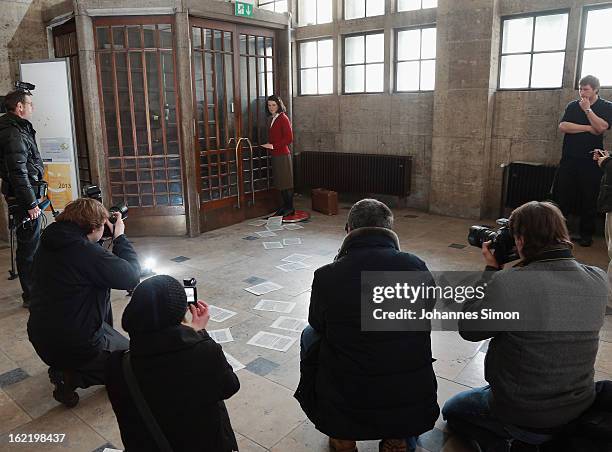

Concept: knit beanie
[[122, 275, 187, 334]]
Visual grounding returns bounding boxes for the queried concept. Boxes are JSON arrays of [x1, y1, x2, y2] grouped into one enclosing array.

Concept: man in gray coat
[[443, 201, 608, 451]]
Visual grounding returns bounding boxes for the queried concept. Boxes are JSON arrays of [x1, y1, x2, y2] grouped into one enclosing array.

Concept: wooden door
[[191, 19, 278, 231]]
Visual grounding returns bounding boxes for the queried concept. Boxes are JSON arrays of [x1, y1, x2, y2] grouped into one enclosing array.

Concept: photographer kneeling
[[442, 201, 609, 451], [27, 198, 140, 407], [105, 275, 240, 452]]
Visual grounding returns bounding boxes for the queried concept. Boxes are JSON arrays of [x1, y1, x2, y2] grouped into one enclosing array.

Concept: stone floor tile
[[72, 389, 124, 450], [0, 388, 31, 436], [595, 340, 612, 375], [453, 351, 487, 389], [0, 406, 105, 451], [226, 371, 305, 448], [2, 372, 57, 419], [0, 351, 16, 377], [236, 433, 268, 451]]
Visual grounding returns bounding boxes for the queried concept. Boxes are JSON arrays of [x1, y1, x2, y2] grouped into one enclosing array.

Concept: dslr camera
[[82, 185, 128, 237], [468, 218, 518, 265]]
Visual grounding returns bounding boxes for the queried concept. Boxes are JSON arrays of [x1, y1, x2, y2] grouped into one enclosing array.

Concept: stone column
[[174, 10, 200, 237], [429, 0, 499, 219], [74, 4, 110, 205]]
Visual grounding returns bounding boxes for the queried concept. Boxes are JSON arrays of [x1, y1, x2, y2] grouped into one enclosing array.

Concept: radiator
[[500, 162, 558, 215], [295, 152, 412, 197]]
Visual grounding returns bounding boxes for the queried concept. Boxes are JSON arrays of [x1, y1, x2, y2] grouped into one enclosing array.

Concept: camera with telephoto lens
[[82, 185, 128, 237], [468, 218, 518, 265], [184, 278, 197, 307]]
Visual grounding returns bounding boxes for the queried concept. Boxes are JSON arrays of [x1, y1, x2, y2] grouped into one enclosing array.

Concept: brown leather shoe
[[329, 437, 358, 451], [379, 439, 407, 452]]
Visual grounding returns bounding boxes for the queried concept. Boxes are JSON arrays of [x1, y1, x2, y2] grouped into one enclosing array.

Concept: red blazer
[[268, 112, 293, 156]]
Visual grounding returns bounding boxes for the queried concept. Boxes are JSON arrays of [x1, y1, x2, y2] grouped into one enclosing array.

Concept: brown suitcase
[[311, 188, 338, 215]]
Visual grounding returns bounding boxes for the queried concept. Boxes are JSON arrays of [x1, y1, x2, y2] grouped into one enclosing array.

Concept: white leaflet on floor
[[249, 219, 268, 227], [266, 225, 285, 232], [223, 352, 245, 372], [209, 328, 234, 343], [255, 230, 277, 237], [247, 331, 296, 352], [244, 281, 283, 296], [267, 216, 283, 229], [281, 253, 312, 263], [283, 223, 304, 230], [270, 316, 308, 333], [283, 238, 302, 245], [208, 305, 238, 322], [254, 299, 296, 313], [263, 241, 284, 249], [275, 261, 310, 272]]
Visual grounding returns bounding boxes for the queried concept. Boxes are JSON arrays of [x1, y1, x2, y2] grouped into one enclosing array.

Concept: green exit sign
[[235, 1, 253, 17]]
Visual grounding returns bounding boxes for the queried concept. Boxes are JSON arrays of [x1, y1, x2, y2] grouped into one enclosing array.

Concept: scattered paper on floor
[[209, 328, 234, 343], [283, 223, 304, 230], [263, 241, 284, 249], [224, 352, 245, 372], [249, 219, 268, 227], [208, 305, 238, 322], [244, 281, 283, 296], [254, 299, 296, 313], [247, 331, 296, 352], [256, 230, 277, 237], [276, 261, 310, 272], [283, 238, 302, 245], [270, 316, 308, 333], [281, 253, 312, 263]]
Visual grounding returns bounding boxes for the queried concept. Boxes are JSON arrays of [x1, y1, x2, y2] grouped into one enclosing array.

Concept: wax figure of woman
[[261, 95, 294, 217]]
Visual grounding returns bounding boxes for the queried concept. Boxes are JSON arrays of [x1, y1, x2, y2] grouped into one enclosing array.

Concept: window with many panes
[[344, 32, 384, 93], [345, 0, 384, 20], [395, 26, 436, 92], [579, 5, 612, 87], [398, 0, 437, 12], [499, 11, 568, 89], [299, 39, 333, 95], [259, 0, 287, 13], [298, 0, 333, 26]]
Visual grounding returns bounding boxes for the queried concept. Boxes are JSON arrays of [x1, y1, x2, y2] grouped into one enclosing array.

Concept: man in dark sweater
[[442, 201, 608, 451], [556, 74, 612, 247]]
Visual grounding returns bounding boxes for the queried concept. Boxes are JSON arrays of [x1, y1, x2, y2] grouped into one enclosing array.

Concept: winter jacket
[[27, 221, 140, 369], [295, 227, 439, 440], [106, 325, 240, 452], [459, 248, 607, 428], [0, 112, 44, 209]]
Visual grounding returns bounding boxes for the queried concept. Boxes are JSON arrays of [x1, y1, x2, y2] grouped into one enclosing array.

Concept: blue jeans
[[442, 386, 556, 447], [300, 325, 320, 360]]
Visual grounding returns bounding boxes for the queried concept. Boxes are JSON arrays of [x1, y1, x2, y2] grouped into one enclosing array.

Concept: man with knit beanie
[[106, 275, 240, 452]]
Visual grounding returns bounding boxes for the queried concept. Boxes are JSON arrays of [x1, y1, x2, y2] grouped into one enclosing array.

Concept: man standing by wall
[[557, 75, 612, 247], [0, 88, 44, 308]]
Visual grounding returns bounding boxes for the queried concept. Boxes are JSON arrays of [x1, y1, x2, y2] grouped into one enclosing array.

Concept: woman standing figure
[[261, 95, 294, 217]]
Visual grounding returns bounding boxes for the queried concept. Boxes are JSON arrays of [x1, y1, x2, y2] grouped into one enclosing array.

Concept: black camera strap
[[122, 351, 174, 452]]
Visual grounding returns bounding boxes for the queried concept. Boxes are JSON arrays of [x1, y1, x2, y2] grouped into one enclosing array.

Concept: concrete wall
[[291, 1, 436, 210], [293, 0, 612, 219]]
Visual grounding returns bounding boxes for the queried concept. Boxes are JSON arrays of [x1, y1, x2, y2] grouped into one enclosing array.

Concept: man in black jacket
[[295, 199, 439, 452], [27, 198, 141, 407], [0, 89, 45, 307]]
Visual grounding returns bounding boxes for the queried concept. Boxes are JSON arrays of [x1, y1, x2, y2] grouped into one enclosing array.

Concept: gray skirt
[[272, 153, 294, 191]]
